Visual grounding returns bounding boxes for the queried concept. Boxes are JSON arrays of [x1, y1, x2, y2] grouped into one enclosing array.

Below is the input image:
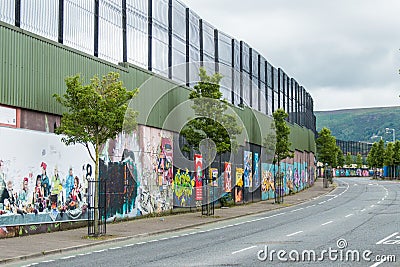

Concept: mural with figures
[[261, 152, 315, 201], [0, 124, 316, 236], [0, 127, 92, 232], [102, 125, 175, 220]]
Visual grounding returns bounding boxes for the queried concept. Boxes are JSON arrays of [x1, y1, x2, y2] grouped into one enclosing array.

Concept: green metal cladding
[[0, 22, 315, 153]]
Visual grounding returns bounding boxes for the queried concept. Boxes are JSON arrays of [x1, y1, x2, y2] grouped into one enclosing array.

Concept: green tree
[[367, 140, 385, 178], [265, 109, 293, 202], [272, 109, 293, 164], [393, 140, 400, 178], [53, 72, 138, 236], [367, 143, 377, 172], [180, 68, 242, 176], [384, 142, 394, 178], [356, 153, 363, 168], [345, 152, 353, 167], [336, 147, 345, 168], [376, 139, 385, 169], [316, 127, 337, 167]]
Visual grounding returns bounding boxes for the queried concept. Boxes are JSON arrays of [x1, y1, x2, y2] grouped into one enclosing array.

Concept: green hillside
[[315, 106, 400, 142]]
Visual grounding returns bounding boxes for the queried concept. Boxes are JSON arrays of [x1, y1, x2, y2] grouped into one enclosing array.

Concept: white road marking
[[231, 245, 257, 255], [370, 205, 375, 208], [345, 214, 354, 218], [321, 221, 333, 226], [376, 232, 399, 244], [42, 260, 55, 263], [370, 259, 386, 267], [318, 201, 326, 204], [291, 208, 304, 212], [124, 244, 134, 247], [286, 231, 303, 237], [93, 249, 107, 253], [109, 246, 121, 250], [61, 255, 76, 259], [361, 209, 366, 212]]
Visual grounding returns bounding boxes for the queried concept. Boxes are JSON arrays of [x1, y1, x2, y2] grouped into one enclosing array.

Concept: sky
[[180, 0, 400, 111]]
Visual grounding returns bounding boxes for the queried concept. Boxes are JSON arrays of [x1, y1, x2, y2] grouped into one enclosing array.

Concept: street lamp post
[[371, 135, 383, 141], [385, 128, 396, 142]]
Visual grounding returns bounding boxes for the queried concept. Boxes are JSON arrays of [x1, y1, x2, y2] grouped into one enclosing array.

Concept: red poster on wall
[[194, 154, 203, 200], [224, 162, 232, 192]]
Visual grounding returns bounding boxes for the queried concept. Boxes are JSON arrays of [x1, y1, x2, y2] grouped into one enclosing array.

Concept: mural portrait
[[243, 151, 252, 188]]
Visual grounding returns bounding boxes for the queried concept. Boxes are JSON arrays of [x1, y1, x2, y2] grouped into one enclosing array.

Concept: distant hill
[[315, 106, 400, 142]]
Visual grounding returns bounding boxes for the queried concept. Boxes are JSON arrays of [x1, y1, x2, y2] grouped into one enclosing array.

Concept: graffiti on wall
[[235, 168, 244, 203], [261, 163, 274, 200], [0, 127, 92, 229], [173, 169, 193, 207], [253, 153, 260, 190], [244, 151, 252, 188], [194, 154, 203, 201], [224, 162, 232, 193]]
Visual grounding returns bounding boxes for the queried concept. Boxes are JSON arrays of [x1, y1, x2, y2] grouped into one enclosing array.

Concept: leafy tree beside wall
[[345, 152, 353, 167], [180, 68, 242, 178], [316, 127, 337, 167], [356, 153, 363, 168], [53, 72, 138, 236], [384, 142, 394, 178], [336, 147, 345, 167]]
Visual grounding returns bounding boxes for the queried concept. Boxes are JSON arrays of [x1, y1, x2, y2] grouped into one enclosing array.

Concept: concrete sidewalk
[[0, 179, 334, 265]]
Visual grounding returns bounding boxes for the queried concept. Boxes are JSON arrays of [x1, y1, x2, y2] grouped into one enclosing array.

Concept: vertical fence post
[[94, 0, 99, 57], [185, 8, 189, 87], [15, 0, 21, 27], [199, 19, 203, 67], [122, 0, 127, 62], [168, 0, 172, 79], [147, 0, 152, 71], [58, 0, 64, 44]]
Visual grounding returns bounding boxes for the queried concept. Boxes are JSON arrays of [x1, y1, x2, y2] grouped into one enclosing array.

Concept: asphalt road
[[11, 178, 400, 267]]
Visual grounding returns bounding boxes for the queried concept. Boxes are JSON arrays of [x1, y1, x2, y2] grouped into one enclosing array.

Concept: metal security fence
[[0, 0, 315, 133], [87, 179, 107, 236]]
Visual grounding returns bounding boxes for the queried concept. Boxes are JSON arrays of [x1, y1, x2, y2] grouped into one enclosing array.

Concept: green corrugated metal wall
[[0, 21, 315, 153]]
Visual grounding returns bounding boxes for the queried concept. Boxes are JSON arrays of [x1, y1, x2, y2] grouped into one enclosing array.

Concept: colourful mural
[[253, 153, 260, 190], [244, 151, 252, 188], [194, 154, 203, 201], [261, 163, 274, 200], [173, 169, 194, 207], [235, 168, 244, 203], [0, 127, 92, 229], [224, 162, 232, 193], [0, 124, 317, 236]]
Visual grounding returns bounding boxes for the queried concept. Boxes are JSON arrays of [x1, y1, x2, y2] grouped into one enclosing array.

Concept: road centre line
[[321, 221, 333, 226], [61, 255, 76, 259], [231, 245, 257, 255], [345, 214, 354, 218], [286, 231, 303, 237], [291, 208, 304, 212]]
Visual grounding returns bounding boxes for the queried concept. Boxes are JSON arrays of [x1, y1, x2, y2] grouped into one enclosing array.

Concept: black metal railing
[[87, 179, 107, 236]]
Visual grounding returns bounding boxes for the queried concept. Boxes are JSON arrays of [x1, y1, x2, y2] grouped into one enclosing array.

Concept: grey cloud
[[181, 0, 400, 110]]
